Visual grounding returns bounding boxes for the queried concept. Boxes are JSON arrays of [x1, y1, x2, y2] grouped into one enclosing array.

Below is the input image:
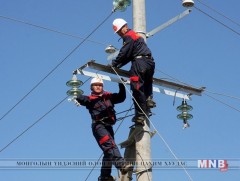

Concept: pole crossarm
[[146, 9, 192, 38], [76, 60, 205, 97]]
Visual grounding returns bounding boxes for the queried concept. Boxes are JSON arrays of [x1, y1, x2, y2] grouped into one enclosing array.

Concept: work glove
[[68, 96, 80, 106], [74, 99, 80, 106]]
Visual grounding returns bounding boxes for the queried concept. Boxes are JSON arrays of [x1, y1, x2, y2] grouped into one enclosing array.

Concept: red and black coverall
[[76, 83, 126, 177], [112, 29, 155, 119]]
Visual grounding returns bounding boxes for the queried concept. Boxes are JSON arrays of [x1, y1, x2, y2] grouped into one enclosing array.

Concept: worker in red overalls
[[111, 18, 156, 125], [75, 77, 132, 181]]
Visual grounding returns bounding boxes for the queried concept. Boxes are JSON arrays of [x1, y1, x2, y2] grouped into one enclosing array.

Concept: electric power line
[[176, 0, 240, 36], [204, 89, 240, 101], [0, 76, 94, 153], [156, 68, 240, 112], [204, 92, 240, 113], [193, 6, 240, 37], [0, 11, 114, 122], [0, 15, 108, 46], [0, 96, 68, 153], [196, 0, 240, 28]]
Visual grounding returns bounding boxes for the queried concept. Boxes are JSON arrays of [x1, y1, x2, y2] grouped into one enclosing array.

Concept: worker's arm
[[112, 36, 134, 68], [75, 94, 90, 106], [111, 83, 126, 104]]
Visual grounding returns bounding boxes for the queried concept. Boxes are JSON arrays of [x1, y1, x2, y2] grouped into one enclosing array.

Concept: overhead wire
[[176, 0, 240, 36], [0, 76, 91, 154], [203, 93, 240, 113], [115, 104, 134, 135], [84, 152, 103, 181], [195, 0, 240, 28], [204, 89, 240, 101], [156, 68, 199, 89], [0, 11, 114, 122], [116, 113, 135, 122], [156, 68, 240, 113], [0, 95, 68, 153], [116, 108, 134, 116], [0, 15, 108, 46], [193, 6, 240, 36]]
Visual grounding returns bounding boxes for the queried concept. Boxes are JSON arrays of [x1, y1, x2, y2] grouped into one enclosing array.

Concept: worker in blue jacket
[[111, 18, 156, 125], [75, 77, 132, 181]]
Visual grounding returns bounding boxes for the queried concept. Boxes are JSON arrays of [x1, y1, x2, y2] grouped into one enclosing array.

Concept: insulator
[[66, 74, 83, 87], [177, 112, 193, 120], [105, 45, 117, 54], [176, 99, 193, 128], [182, 0, 194, 7], [66, 80, 83, 87], [66, 88, 84, 96], [113, 0, 131, 12], [176, 100, 193, 112]]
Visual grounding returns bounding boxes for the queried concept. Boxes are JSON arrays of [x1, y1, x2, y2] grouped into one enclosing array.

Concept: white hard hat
[[113, 18, 127, 33], [90, 77, 104, 85]]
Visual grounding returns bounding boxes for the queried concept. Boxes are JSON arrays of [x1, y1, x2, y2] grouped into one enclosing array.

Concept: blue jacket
[[112, 29, 152, 68], [76, 83, 126, 125]]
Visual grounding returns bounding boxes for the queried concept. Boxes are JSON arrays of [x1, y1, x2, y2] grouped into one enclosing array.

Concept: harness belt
[[134, 55, 153, 60], [92, 117, 113, 126]]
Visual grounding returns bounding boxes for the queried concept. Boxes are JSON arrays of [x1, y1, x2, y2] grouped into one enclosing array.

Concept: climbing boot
[[132, 116, 145, 126], [146, 96, 156, 108], [147, 107, 153, 117], [120, 163, 134, 175], [98, 175, 116, 181]]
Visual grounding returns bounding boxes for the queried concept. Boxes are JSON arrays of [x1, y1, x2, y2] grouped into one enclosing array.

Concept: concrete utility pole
[[109, 1, 195, 180], [132, 0, 152, 180], [133, 0, 147, 40]]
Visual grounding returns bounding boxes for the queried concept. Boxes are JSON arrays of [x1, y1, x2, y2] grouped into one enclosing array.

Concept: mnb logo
[[198, 160, 228, 171]]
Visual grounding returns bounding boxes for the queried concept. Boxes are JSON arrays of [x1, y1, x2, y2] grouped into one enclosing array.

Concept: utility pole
[[132, 0, 152, 180], [107, 1, 195, 180], [133, 0, 146, 40]]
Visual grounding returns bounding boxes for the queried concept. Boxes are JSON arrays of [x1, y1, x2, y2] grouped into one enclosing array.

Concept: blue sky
[[0, 0, 240, 180]]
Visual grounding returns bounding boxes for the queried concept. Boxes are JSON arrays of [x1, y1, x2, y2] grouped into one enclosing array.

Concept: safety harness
[[88, 92, 116, 125]]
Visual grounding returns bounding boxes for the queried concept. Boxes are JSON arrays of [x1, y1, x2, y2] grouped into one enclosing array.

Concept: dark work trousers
[[92, 123, 125, 177], [129, 57, 155, 117]]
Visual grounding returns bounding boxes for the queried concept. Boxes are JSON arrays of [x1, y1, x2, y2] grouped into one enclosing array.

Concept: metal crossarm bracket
[[75, 60, 205, 98], [146, 9, 192, 38]]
